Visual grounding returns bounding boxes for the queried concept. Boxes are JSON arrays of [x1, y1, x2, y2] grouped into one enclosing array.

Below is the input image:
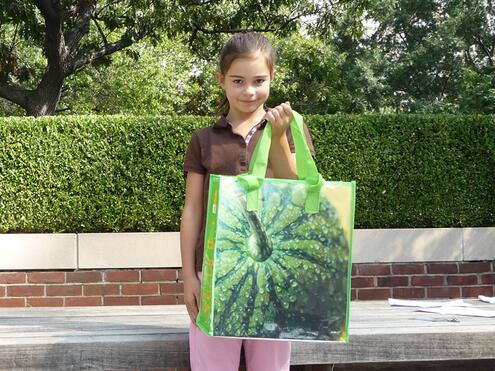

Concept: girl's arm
[[180, 171, 204, 323], [269, 135, 298, 179], [266, 102, 298, 179]]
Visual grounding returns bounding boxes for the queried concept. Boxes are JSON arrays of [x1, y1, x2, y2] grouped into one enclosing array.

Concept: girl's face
[[217, 53, 274, 118]]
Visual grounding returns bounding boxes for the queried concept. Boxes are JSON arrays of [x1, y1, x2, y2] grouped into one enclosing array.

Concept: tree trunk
[[22, 0, 66, 117], [25, 68, 64, 117]]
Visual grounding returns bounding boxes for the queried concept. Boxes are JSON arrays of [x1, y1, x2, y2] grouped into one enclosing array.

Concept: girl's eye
[[233, 79, 243, 84], [256, 79, 266, 84]]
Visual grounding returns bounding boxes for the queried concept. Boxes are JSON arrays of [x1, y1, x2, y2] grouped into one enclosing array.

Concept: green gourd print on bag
[[197, 111, 355, 341], [212, 178, 349, 340]]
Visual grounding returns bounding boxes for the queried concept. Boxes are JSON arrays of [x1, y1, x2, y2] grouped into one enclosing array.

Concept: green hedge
[[0, 114, 493, 232]]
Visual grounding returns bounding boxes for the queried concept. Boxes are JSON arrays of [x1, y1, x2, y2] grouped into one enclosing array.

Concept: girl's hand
[[183, 273, 201, 323], [264, 102, 292, 138]]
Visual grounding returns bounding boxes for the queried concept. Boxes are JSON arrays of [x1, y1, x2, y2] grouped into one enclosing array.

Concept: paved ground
[[290, 360, 495, 370]]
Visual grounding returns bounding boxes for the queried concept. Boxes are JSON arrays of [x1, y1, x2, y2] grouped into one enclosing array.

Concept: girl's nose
[[244, 85, 256, 95]]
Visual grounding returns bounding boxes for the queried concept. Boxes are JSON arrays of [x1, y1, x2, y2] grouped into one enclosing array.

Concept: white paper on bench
[[388, 298, 472, 308], [479, 295, 495, 304], [416, 306, 495, 318]]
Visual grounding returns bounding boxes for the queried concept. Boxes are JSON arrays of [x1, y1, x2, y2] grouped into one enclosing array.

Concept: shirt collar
[[213, 114, 231, 128], [214, 109, 269, 129]]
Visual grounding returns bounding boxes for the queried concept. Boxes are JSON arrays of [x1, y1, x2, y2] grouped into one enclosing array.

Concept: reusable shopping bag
[[196, 111, 356, 341]]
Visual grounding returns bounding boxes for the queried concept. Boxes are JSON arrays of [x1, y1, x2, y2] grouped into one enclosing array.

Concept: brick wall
[[0, 269, 182, 307], [351, 261, 494, 300], [0, 261, 493, 307]]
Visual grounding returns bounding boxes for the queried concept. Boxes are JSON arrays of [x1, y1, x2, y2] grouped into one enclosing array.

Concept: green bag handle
[[238, 110, 324, 213]]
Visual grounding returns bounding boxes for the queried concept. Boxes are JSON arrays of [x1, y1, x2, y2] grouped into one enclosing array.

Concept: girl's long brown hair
[[217, 32, 276, 114]]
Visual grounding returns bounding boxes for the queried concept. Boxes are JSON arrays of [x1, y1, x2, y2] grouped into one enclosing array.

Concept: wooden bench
[[1, 300, 494, 370]]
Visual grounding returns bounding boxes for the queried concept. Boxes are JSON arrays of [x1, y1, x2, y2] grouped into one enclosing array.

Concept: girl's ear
[[271, 69, 277, 81], [215, 71, 225, 87]]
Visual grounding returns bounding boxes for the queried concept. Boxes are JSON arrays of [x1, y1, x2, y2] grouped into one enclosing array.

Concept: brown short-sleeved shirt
[[183, 114, 316, 272]]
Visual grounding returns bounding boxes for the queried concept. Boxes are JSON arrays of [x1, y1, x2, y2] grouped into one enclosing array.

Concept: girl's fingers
[[185, 297, 199, 322], [281, 102, 292, 117], [272, 103, 292, 122], [273, 107, 285, 122], [270, 108, 282, 123], [264, 110, 275, 123], [266, 103, 292, 135], [188, 307, 197, 323], [275, 104, 287, 114], [193, 293, 200, 315]]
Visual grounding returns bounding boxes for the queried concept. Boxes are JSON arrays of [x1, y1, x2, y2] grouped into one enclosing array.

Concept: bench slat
[[0, 300, 494, 368]]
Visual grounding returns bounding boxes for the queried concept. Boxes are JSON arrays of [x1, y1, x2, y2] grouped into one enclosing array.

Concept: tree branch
[[473, 35, 494, 66], [33, 0, 58, 21], [398, 32, 409, 49], [439, 71, 451, 101], [0, 81, 30, 108], [92, 16, 108, 45], [464, 49, 481, 74], [185, 0, 222, 5], [194, 23, 278, 34], [280, 12, 310, 31], [95, 0, 126, 18], [61, 4, 83, 21], [34, 0, 66, 77], [65, 3, 95, 53], [0, 43, 16, 81], [68, 38, 134, 74], [188, 24, 199, 48], [9, 24, 19, 57], [288, 0, 304, 19], [257, 0, 271, 26]]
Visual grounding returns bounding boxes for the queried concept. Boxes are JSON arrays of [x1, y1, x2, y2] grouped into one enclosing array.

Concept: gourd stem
[[245, 211, 272, 262]]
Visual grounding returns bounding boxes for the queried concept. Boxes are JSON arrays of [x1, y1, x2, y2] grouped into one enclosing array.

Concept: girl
[[181, 32, 315, 371]]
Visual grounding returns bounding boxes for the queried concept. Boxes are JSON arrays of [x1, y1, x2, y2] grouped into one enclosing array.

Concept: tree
[[360, 0, 465, 112], [59, 37, 209, 115], [270, 34, 348, 114], [312, 0, 494, 113], [450, 0, 495, 113], [359, 0, 494, 112], [0, 0, 318, 116], [54, 33, 358, 116]]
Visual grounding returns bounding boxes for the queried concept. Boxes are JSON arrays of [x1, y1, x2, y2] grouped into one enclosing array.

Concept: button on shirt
[[183, 114, 316, 272]]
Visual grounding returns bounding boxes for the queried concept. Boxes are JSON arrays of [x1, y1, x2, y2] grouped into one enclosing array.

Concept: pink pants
[[189, 324, 291, 371], [189, 272, 291, 371]]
